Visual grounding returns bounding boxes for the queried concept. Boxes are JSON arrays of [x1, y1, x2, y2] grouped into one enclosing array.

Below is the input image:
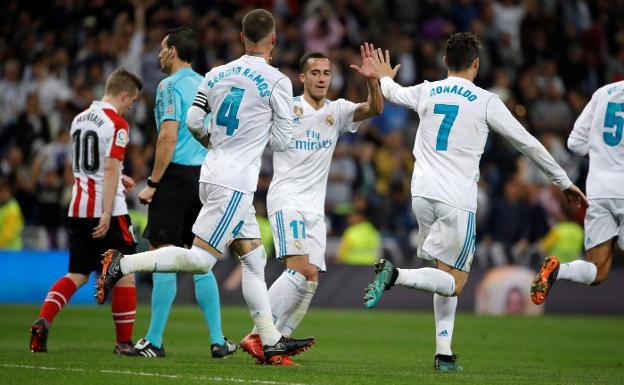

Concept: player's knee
[[303, 266, 319, 282], [190, 245, 218, 272], [593, 269, 609, 285], [452, 277, 466, 296], [65, 273, 89, 287], [116, 274, 135, 287], [240, 246, 267, 276]]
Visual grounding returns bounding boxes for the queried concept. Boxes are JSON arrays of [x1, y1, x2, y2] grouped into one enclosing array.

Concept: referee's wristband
[[147, 177, 160, 188]]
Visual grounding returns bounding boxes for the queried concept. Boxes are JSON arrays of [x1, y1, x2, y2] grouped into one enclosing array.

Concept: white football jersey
[[568, 81, 624, 199], [190, 55, 293, 193], [68, 100, 129, 218], [267, 96, 360, 216], [380, 76, 572, 212]]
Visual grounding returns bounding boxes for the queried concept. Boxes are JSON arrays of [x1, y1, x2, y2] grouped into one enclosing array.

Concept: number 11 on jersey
[[434, 103, 459, 151], [216, 87, 245, 136]]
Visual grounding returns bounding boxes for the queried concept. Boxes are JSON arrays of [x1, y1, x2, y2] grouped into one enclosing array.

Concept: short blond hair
[[104, 68, 143, 96]]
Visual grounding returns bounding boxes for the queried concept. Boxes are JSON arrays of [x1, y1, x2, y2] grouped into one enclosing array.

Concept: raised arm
[[269, 76, 294, 152], [487, 96, 588, 207], [349, 43, 384, 121], [369, 45, 422, 109]]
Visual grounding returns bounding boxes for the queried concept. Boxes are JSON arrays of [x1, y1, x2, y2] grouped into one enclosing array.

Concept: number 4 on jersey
[[216, 87, 245, 136]]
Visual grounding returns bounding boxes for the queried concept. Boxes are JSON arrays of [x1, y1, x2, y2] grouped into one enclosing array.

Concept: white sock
[[556, 260, 597, 285], [395, 268, 456, 296], [240, 247, 281, 346], [119, 245, 217, 274], [252, 269, 306, 335], [279, 281, 317, 337], [434, 294, 457, 356]]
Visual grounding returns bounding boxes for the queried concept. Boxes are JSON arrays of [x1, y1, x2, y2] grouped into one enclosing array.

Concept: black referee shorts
[[67, 215, 137, 275], [143, 163, 202, 247]]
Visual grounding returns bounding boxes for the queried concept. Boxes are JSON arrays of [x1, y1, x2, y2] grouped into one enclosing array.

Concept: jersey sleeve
[[567, 91, 597, 156], [336, 99, 362, 134], [486, 96, 572, 190], [102, 109, 130, 161], [187, 71, 212, 134], [155, 79, 183, 125], [269, 76, 294, 152], [379, 76, 423, 110]]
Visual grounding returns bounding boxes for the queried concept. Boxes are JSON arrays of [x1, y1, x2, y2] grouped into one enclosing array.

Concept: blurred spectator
[[8, 91, 51, 162], [336, 207, 381, 265], [0, 59, 26, 128], [539, 205, 584, 264], [0, 177, 24, 250], [302, 2, 345, 53]]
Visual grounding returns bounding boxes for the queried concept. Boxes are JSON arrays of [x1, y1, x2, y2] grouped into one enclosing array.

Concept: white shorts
[[584, 199, 624, 250], [412, 197, 476, 272], [192, 183, 261, 253], [269, 210, 327, 271]]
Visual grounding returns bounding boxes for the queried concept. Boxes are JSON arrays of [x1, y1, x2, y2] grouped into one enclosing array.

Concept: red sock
[[111, 286, 136, 343], [39, 277, 78, 323]]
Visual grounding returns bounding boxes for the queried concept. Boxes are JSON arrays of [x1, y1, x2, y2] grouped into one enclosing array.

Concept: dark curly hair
[[445, 32, 481, 71]]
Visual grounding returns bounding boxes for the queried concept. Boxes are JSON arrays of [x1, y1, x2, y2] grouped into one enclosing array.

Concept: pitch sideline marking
[[1, 363, 322, 385]]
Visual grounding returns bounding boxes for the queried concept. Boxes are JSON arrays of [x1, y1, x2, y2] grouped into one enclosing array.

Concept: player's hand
[[563, 184, 589, 208], [121, 174, 135, 193], [370, 47, 401, 80], [350, 42, 378, 80], [92, 213, 111, 239], [138, 186, 156, 205]]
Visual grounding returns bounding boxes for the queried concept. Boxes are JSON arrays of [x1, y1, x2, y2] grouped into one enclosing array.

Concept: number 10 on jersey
[[216, 87, 245, 136]]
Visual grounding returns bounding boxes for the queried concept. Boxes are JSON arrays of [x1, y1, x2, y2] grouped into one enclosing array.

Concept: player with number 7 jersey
[[361, 32, 587, 372]]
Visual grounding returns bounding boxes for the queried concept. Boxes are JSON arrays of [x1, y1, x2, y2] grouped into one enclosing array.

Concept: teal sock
[[144, 273, 177, 349], [193, 272, 225, 345]]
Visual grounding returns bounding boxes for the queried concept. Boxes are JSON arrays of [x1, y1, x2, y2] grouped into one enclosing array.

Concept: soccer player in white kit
[[240, 44, 383, 364], [531, 80, 624, 304], [95, 9, 315, 364], [362, 32, 587, 371]]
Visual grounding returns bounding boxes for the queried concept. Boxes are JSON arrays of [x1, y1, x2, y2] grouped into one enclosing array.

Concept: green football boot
[[363, 259, 395, 308], [434, 354, 463, 372]]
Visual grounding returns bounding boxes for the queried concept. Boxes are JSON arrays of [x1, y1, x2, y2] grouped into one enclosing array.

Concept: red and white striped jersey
[[68, 100, 129, 218]]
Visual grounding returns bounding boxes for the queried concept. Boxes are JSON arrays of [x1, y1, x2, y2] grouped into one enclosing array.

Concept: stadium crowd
[[1, 0, 622, 268]]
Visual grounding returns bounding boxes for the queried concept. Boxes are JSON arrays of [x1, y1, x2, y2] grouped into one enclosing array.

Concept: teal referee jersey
[[154, 67, 208, 166]]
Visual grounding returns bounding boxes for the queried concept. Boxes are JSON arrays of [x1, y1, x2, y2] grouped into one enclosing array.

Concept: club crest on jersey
[[294, 106, 303, 116], [166, 106, 174, 114], [294, 240, 302, 249], [325, 115, 334, 126], [115, 129, 129, 147]]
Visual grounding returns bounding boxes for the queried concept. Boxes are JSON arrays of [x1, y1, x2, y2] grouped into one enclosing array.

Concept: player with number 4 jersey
[[95, 9, 315, 366], [362, 32, 587, 372], [531, 81, 624, 306]]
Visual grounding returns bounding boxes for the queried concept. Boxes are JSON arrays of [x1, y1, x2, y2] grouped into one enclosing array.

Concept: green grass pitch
[[0, 304, 622, 385]]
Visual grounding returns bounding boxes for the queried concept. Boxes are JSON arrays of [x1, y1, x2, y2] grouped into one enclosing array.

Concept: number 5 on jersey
[[603, 102, 624, 146], [217, 87, 245, 136], [434, 103, 459, 151]]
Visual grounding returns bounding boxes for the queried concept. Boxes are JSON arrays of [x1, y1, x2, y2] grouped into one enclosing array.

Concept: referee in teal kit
[[125, 27, 236, 358]]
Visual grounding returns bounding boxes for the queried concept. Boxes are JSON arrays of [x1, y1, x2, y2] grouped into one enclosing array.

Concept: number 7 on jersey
[[434, 103, 459, 151]]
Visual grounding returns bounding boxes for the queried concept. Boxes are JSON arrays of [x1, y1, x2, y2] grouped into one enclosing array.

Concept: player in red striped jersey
[[29, 68, 143, 354]]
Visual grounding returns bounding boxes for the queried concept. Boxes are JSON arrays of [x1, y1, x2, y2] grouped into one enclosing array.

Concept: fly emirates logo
[[290, 130, 334, 151]]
